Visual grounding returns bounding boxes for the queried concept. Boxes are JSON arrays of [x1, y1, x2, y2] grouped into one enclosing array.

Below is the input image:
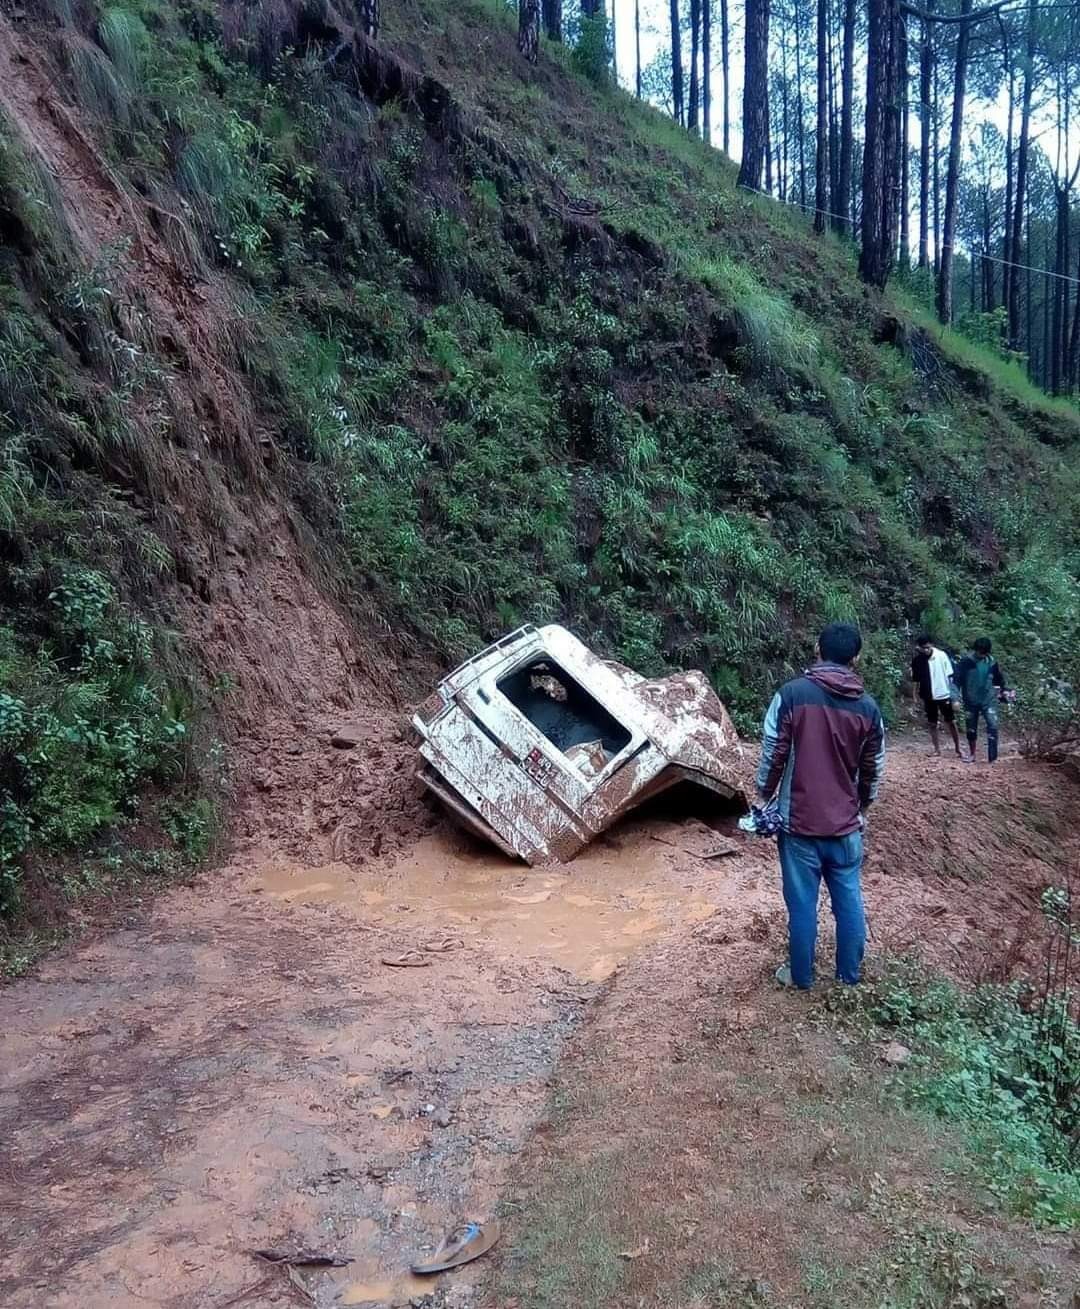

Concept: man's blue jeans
[[964, 702, 999, 762], [778, 830, 866, 988]]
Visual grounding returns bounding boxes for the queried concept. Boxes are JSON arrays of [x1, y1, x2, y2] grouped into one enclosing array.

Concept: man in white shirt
[[911, 635, 963, 758]]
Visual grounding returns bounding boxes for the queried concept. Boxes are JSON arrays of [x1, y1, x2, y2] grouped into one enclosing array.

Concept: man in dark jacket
[[756, 623, 885, 990], [952, 637, 1008, 764]]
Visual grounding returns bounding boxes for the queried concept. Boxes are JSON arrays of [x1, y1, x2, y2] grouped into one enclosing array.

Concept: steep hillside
[[1, 0, 1079, 911]]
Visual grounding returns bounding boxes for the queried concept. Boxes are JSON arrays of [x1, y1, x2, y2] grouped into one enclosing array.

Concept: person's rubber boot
[[775, 962, 795, 988]]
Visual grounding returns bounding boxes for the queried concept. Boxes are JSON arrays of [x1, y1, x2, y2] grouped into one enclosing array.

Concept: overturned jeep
[[413, 624, 747, 865]]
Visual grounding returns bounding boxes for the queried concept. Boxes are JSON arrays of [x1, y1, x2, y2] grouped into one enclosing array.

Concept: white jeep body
[[413, 624, 747, 865]]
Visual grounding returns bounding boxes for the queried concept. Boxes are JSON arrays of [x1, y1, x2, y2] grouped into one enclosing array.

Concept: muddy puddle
[[252, 822, 726, 980], [336, 1271, 433, 1305]]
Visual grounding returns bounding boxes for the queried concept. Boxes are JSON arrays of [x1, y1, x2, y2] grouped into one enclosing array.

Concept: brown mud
[[2, 735, 1076, 1309], [0, 10, 426, 874]]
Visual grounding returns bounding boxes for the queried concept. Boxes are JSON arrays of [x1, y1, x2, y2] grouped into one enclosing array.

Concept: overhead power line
[[948, 245, 1080, 284], [737, 183, 1080, 287], [738, 182, 875, 233]]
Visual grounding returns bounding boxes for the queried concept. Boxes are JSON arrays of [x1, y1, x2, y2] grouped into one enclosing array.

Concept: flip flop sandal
[[422, 937, 465, 953], [380, 951, 431, 968], [409, 1220, 501, 1275]]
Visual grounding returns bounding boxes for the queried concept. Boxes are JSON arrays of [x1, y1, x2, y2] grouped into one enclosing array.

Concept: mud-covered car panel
[[413, 625, 747, 865]]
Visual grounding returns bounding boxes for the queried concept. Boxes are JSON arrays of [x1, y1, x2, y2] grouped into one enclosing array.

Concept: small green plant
[[684, 1265, 772, 1306], [837, 945, 1080, 1228], [470, 176, 501, 213], [0, 926, 64, 978], [99, 7, 151, 89], [953, 305, 1014, 360], [858, 1179, 1011, 1308], [162, 795, 219, 863]]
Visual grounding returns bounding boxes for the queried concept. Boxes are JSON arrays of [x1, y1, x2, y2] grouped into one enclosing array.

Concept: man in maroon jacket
[[756, 623, 885, 989]]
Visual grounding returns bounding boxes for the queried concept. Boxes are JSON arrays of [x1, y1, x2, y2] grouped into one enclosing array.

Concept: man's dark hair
[[973, 636, 993, 656], [916, 633, 933, 647], [819, 623, 863, 665]]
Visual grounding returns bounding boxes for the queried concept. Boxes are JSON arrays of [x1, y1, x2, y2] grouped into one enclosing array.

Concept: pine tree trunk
[[780, 21, 791, 200], [519, 0, 541, 60], [689, 0, 702, 134], [1008, 0, 1037, 349], [670, 0, 685, 127], [795, 0, 807, 208], [1052, 186, 1067, 394], [936, 0, 973, 324], [1060, 208, 1069, 393], [918, 2, 933, 267], [1051, 93, 1080, 392], [982, 188, 994, 310], [1068, 236, 1080, 390], [899, 18, 910, 263], [542, 0, 562, 40], [359, 0, 380, 39], [814, 0, 829, 231], [860, 0, 903, 288], [720, 0, 730, 153], [635, 0, 642, 95], [1026, 209, 1034, 379], [828, 2, 840, 221], [891, 17, 905, 259], [766, 96, 774, 193], [836, 0, 856, 232], [610, 0, 617, 82], [932, 44, 941, 277], [737, 0, 771, 190], [1000, 23, 1014, 317], [703, 0, 712, 143]]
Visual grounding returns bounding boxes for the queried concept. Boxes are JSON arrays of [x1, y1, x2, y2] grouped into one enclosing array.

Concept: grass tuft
[[68, 40, 135, 130], [98, 7, 151, 89], [685, 251, 820, 376]]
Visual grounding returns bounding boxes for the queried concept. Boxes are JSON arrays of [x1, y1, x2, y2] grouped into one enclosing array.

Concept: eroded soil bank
[[1, 745, 1075, 1308]]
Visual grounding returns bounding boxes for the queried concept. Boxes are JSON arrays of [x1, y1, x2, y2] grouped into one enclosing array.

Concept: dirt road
[[0, 745, 1072, 1308]]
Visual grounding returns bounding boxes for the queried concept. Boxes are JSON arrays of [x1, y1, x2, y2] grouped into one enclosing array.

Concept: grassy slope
[[2, 0, 1080, 909], [0, 115, 218, 925], [270, 0, 1080, 724]]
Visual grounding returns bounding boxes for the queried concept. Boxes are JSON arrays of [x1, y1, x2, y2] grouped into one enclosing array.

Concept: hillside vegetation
[[2, 0, 1080, 908]]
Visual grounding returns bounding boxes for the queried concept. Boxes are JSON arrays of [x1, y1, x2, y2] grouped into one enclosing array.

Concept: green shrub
[[0, 566, 190, 915], [68, 43, 136, 132], [0, 435, 31, 533], [162, 795, 219, 863], [845, 950, 1080, 1228]]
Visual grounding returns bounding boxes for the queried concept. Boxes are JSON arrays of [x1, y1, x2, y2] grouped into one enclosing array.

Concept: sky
[[608, 0, 745, 157]]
